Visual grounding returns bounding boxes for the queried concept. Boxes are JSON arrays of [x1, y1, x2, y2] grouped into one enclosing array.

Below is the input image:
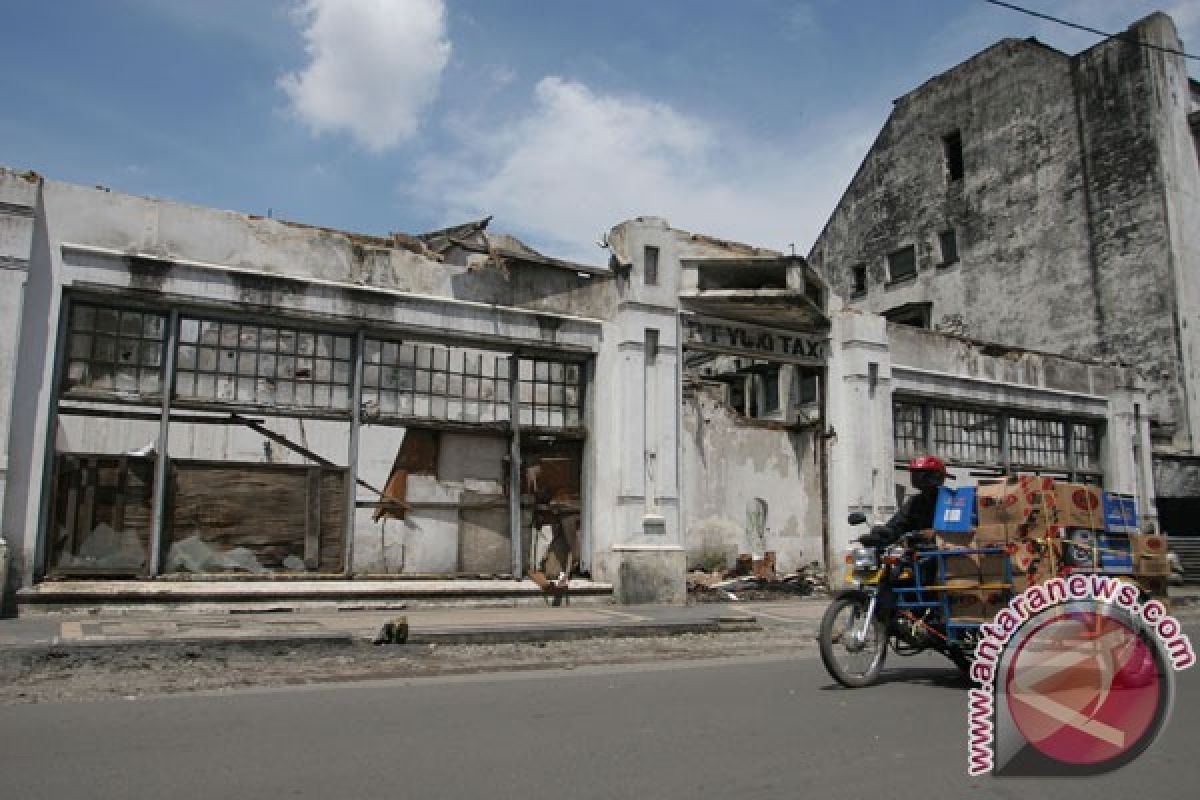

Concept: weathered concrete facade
[[808, 12, 1200, 526], [0, 169, 1156, 609]]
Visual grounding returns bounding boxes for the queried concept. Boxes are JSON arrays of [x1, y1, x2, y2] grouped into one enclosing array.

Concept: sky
[[2, 0, 1197, 266]]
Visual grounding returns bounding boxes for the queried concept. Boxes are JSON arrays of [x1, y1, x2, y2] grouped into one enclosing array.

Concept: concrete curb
[[406, 617, 761, 645], [0, 616, 761, 659]]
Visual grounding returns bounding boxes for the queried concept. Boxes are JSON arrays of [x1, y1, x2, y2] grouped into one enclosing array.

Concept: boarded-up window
[[175, 317, 353, 412], [63, 303, 166, 398]]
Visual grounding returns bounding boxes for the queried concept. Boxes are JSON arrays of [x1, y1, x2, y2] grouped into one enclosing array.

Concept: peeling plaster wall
[[681, 385, 821, 573], [0, 172, 612, 587], [809, 13, 1200, 473], [810, 39, 1097, 354]]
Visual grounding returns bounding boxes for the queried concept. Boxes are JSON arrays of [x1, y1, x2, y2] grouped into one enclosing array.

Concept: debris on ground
[[687, 555, 827, 602]]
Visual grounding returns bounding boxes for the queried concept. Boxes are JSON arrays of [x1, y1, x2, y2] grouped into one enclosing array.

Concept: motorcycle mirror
[[847, 512, 867, 525]]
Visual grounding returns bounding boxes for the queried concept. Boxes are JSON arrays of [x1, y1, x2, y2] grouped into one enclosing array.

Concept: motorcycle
[[818, 512, 974, 688]]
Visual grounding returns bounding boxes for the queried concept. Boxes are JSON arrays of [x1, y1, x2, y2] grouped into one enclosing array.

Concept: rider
[[868, 455, 947, 547]]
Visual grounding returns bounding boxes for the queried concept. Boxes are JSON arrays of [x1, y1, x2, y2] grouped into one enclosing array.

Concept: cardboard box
[[1103, 492, 1138, 533], [1008, 539, 1039, 573], [1052, 482, 1104, 530], [933, 486, 976, 532], [977, 477, 1051, 526], [973, 523, 1014, 548], [936, 549, 1008, 585], [935, 530, 975, 550], [1129, 533, 1169, 558], [1134, 554, 1171, 577], [1129, 533, 1170, 577], [948, 588, 1008, 622], [976, 478, 1025, 525]]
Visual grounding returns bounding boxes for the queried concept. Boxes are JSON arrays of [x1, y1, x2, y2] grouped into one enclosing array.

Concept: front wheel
[[819, 594, 888, 688]]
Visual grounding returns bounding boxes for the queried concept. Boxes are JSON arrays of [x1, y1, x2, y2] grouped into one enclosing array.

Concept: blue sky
[[2, 0, 1197, 265]]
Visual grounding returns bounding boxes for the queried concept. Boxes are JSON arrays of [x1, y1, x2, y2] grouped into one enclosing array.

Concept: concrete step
[[16, 578, 614, 615]]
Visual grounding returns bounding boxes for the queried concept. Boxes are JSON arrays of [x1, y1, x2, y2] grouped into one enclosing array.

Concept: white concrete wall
[[681, 385, 822, 573], [0, 174, 609, 588], [589, 218, 683, 587], [825, 311, 1155, 564]]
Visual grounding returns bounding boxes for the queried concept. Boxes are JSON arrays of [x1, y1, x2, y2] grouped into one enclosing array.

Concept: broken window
[[644, 245, 659, 286], [361, 339, 511, 425], [886, 246, 916, 283], [933, 407, 1000, 464], [893, 402, 926, 458], [883, 302, 931, 329], [894, 398, 1104, 481], [1073, 423, 1100, 473], [518, 358, 583, 429], [174, 317, 353, 412], [938, 229, 959, 266], [63, 302, 166, 398], [851, 264, 867, 295], [943, 130, 964, 182], [1008, 416, 1067, 469]]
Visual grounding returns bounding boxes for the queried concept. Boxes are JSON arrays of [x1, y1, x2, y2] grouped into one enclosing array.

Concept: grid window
[[893, 402, 925, 458], [361, 339, 511, 425], [519, 358, 583, 429], [1073, 423, 1101, 473], [931, 407, 1000, 464], [175, 317, 353, 412], [1008, 416, 1067, 468], [63, 302, 166, 397]]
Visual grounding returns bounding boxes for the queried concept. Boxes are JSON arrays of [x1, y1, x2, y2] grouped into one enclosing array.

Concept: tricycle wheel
[[819, 594, 887, 688]]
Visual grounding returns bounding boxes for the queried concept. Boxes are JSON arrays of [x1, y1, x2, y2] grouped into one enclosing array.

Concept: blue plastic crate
[[1103, 492, 1138, 533], [934, 486, 976, 533]]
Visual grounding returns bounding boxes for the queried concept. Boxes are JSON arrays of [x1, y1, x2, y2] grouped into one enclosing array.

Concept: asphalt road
[[2, 630, 1198, 799]]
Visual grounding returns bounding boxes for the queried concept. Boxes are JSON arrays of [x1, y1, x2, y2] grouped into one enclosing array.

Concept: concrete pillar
[[824, 309, 895, 565], [594, 218, 685, 603]]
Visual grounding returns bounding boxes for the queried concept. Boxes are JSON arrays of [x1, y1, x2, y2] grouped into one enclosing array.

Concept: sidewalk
[[2, 586, 1195, 658], [0, 601, 792, 656]]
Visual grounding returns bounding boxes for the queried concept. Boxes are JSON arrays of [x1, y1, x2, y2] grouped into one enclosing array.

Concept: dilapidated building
[[0, 167, 1157, 610], [808, 12, 1200, 533]]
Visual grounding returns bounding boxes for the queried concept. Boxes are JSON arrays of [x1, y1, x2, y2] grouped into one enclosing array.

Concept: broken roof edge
[[415, 216, 612, 276], [609, 216, 786, 260]]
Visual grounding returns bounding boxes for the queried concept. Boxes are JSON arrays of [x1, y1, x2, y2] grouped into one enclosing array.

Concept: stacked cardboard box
[[931, 477, 1167, 594]]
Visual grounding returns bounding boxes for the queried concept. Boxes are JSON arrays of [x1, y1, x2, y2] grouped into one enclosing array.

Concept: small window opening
[[887, 246, 917, 283], [643, 246, 659, 286], [852, 264, 867, 295], [938, 230, 958, 266], [943, 130, 964, 182]]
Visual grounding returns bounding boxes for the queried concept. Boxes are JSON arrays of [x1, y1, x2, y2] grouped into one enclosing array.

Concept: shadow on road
[[818, 665, 971, 691]]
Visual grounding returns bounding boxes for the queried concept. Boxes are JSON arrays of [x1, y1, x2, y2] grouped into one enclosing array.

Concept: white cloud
[[415, 77, 872, 265], [280, 0, 451, 152]]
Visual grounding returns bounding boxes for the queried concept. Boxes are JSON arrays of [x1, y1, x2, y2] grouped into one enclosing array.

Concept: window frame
[[885, 246, 917, 285]]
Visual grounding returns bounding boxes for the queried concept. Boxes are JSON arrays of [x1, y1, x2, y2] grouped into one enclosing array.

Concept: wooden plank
[[61, 457, 80, 551], [112, 455, 129, 533], [304, 466, 322, 569], [77, 458, 97, 550]]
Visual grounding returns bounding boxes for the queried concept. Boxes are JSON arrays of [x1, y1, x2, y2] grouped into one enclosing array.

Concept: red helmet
[[909, 455, 947, 476]]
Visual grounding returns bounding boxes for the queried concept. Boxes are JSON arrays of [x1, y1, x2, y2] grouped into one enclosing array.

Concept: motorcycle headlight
[[850, 546, 878, 570]]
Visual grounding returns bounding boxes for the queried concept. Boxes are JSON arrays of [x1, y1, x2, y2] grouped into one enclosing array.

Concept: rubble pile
[[688, 552, 827, 602]]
